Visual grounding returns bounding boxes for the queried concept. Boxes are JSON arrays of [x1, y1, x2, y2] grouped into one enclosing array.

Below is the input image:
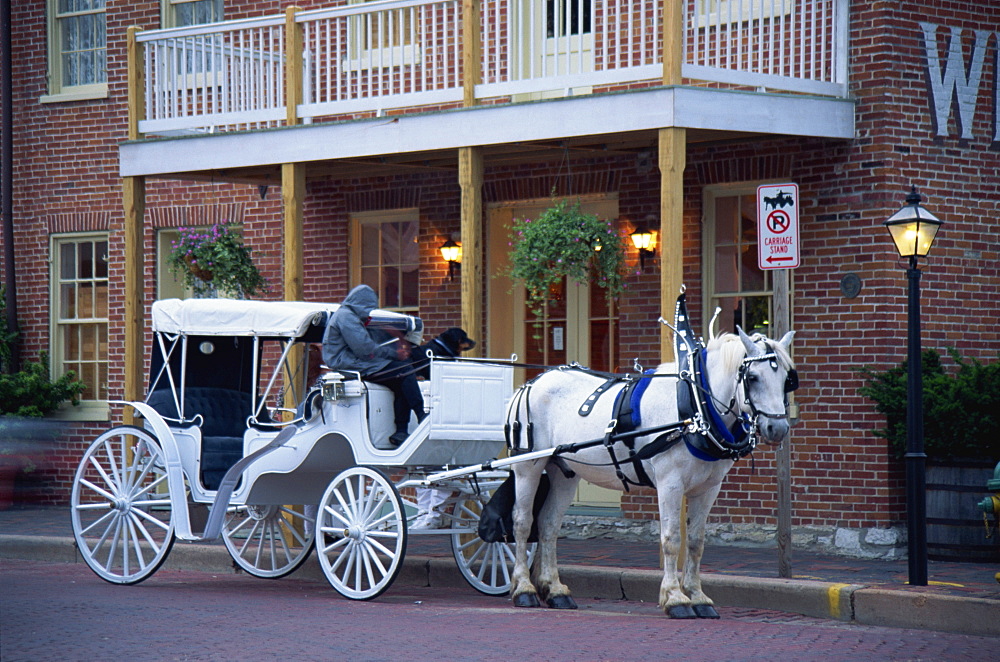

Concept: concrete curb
[[2, 535, 997, 637]]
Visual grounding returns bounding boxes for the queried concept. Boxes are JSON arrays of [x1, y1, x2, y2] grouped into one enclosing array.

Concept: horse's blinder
[[784, 369, 799, 393]]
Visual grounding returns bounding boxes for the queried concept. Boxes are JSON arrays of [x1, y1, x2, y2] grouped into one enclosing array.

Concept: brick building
[[1, 0, 998, 559]]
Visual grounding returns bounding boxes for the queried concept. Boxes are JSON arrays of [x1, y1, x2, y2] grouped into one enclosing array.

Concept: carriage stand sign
[[756, 183, 800, 270]]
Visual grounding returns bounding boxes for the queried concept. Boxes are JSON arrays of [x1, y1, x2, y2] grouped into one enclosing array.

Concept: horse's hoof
[[666, 604, 698, 619], [546, 595, 578, 610], [693, 604, 720, 619], [513, 593, 542, 608]]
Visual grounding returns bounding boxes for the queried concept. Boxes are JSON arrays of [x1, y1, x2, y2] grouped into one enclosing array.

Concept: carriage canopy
[[150, 298, 423, 342]]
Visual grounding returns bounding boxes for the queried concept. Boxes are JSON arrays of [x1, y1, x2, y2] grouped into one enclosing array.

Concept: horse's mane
[[705, 332, 795, 375]]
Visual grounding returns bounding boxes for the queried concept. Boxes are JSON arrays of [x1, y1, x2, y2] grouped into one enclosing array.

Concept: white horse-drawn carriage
[[71, 297, 528, 598], [71, 293, 796, 618]]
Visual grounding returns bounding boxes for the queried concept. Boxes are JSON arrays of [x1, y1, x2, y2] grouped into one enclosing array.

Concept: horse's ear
[[737, 326, 762, 357], [778, 330, 795, 351]]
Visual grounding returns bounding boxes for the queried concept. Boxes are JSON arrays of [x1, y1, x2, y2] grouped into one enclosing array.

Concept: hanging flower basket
[[182, 254, 214, 282], [168, 223, 269, 298], [506, 198, 627, 321]]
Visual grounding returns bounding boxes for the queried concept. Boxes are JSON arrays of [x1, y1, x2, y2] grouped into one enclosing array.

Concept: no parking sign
[[757, 183, 800, 270]]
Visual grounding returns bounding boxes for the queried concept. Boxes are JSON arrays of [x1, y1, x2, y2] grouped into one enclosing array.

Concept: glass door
[[488, 196, 621, 511]]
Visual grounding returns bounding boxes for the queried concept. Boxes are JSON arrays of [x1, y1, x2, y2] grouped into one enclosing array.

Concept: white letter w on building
[[920, 23, 991, 140]]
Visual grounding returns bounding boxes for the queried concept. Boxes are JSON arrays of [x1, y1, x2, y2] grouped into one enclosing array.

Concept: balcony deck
[[121, 0, 853, 180]]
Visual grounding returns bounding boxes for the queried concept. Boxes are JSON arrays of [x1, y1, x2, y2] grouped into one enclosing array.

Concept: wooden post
[[285, 6, 303, 126], [663, 0, 682, 86], [122, 176, 145, 427], [773, 268, 792, 578], [282, 162, 305, 302], [458, 147, 483, 356], [462, 0, 481, 107], [658, 128, 685, 363], [126, 27, 144, 140], [660, 2, 686, 569]]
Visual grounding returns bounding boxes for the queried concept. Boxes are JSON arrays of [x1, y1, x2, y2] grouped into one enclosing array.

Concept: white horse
[[506, 326, 796, 618]]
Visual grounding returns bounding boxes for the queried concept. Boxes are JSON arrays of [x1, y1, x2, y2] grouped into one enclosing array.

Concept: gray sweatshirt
[[322, 285, 398, 375]]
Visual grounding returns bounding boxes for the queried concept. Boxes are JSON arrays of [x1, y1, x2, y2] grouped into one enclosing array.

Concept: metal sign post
[[756, 183, 799, 578]]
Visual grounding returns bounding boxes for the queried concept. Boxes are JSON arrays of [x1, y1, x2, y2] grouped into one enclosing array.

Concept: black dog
[[415, 327, 475, 378]]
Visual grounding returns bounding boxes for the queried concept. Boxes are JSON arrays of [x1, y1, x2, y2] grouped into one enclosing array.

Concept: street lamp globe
[[884, 187, 943, 259]]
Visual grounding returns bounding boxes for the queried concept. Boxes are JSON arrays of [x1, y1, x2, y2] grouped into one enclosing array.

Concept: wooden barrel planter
[[926, 459, 1000, 562]]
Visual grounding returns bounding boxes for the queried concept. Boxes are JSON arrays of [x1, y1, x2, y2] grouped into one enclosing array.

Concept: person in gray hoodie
[[322, 284, 425, 446]]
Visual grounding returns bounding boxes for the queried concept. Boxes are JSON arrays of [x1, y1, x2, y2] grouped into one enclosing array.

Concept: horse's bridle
[[736, 350, 799, 421]]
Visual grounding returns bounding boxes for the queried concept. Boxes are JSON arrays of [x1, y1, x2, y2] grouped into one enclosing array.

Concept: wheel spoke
[[79, 509, 116, 539], [278, 513, 309, 548], [360, 541, 385, 587], [79, 478, 117, 504], [128, 510, 164, 552], [221, 504, 314, 579], [240, 519, 264, 557], [99, 439, 123, 493], [125, 513, 149, 570], [128, 463, 167, 499], [323, 502, 350, 528]]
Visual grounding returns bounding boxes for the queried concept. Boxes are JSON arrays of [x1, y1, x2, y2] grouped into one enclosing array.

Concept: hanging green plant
[[507, 199, 627, 321], [167, 223, 269, 298]]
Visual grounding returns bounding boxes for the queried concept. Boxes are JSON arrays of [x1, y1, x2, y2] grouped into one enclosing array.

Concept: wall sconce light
[[257, 184, 269, 200], [439, 239, 461, 281], [630, 225, 656, 271]]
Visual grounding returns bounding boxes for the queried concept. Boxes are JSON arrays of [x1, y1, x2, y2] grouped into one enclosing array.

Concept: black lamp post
[[883, 186, 943, 587]]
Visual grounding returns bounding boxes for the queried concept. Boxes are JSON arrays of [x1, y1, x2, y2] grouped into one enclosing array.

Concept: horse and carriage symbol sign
[[756, 183, 800, 270]]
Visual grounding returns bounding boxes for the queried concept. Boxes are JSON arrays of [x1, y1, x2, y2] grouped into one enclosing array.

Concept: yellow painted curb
[[826, 583, 852, 619]]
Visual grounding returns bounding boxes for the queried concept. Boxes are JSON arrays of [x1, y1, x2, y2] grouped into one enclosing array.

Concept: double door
[[488, 196, 620, 510]]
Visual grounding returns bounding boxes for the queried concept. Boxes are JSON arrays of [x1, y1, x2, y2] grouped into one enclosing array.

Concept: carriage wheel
[[70, 426, 176, 585], [450, 485, 537, 596], [222, 504, 315, 579], [316, 466, 407, 600]]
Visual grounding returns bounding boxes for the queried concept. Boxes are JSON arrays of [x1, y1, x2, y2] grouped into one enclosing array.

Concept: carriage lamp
[[884, 186, 942, 588], [630, 225, 656, 272], [439, 239, 461, 281]]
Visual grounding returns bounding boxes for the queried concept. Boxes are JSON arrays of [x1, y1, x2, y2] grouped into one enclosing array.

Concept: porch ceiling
[[120, 86, 855, 185]]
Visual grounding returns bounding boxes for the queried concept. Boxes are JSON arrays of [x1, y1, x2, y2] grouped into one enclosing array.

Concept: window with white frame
[[156, 229, 190, 300], [45, 0, 107, 99], [351, 210, 420, 312], [163, 0, 223, 28], [348, 0, 420, 69], [702, 187, 773, 337], [547, 0, 592, 38], [52, 234, 109, 402], [694, 0, 795, 26]]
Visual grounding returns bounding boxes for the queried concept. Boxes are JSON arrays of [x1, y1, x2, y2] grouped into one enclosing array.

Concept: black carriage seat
[[145, 387, 271, 491]]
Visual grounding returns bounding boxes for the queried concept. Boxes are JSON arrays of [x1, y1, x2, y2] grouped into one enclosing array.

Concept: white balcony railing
[[135, 0, 848, 136]]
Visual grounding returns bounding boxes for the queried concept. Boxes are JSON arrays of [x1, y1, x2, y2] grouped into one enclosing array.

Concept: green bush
[[0, 353, 86, 418], [859, 349, 1000, 460], [1, 287, 85, 417]]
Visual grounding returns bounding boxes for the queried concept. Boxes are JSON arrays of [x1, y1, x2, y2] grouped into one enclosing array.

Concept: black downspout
[[1, 0, 19, 372]]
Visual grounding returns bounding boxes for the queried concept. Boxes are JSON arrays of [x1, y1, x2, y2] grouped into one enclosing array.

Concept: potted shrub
[[0, 355, 84, 509], [506, 198, 627, 326], [0, 293, 85, 508], [859, 349, 1000, 561], [859, 348, 1000, 461], [167, 222, 269, 298]]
